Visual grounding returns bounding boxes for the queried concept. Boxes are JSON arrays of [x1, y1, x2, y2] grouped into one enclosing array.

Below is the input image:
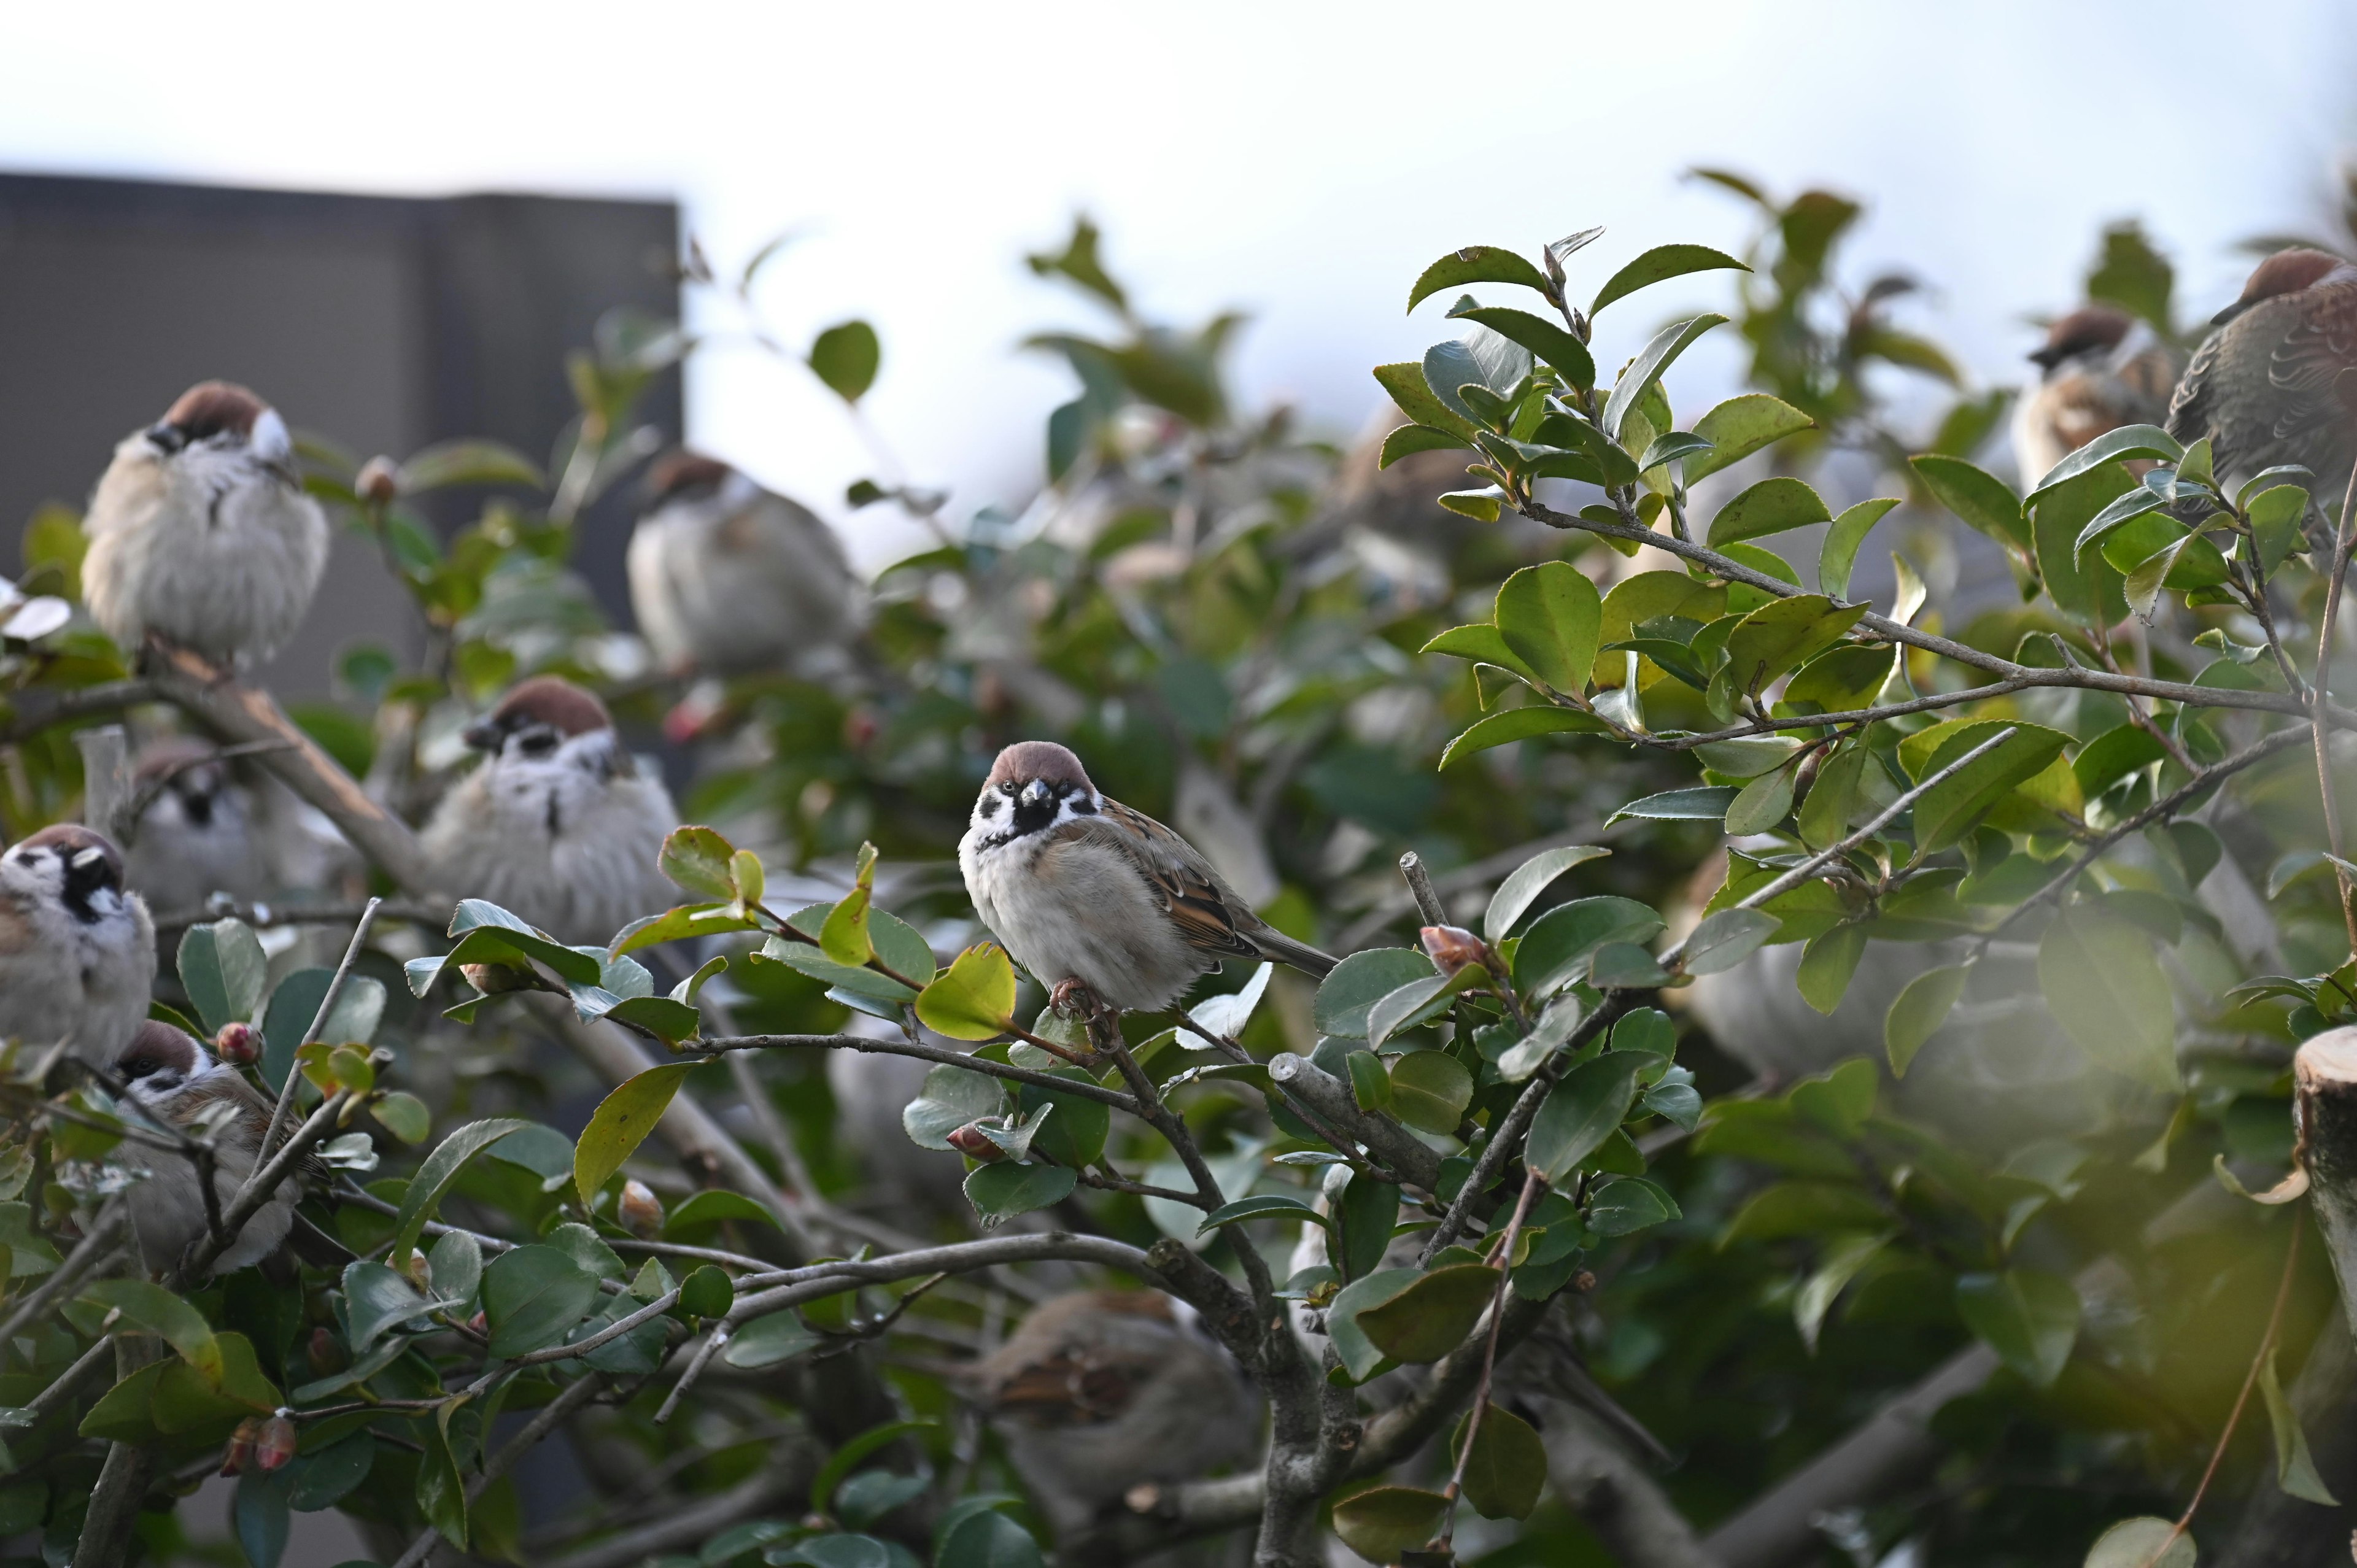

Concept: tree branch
[[693, 1032, 1140, 1111]]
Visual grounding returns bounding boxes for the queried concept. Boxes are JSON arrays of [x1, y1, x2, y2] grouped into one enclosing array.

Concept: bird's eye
[[517, 732, 558, 756], [122, 1057, 157, 1080]]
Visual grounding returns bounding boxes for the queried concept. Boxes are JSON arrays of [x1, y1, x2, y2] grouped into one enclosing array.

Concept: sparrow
[[0, 825, 155, 1065], [965, 1290, 1260, 1540], [625, 450, 867, 679], [111, 1021, 302, 1275], [2167, 247, 2357, 508], [80, 381, 330, 666], [420, 676, 679, 946], [2013, 304, 2181, 487], [122, 738, 352, 915], [958, 741, 1336, 1015]]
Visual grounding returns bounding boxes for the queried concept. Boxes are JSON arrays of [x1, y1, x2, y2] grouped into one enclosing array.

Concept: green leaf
[[1795, 1234, 1886, 1353], [677, 1264, 733, 1319], [1603, 315, 1728, 440], [1591, 243, 1749, 315], [1707, 476, 1832, 546], [1406, 245, 1555, 312], [1449, 1402, 1548, 1520], [481, 1244, 600, 1356], [2039, 903, 2179, 1092], [1639, 431, 1716, 474], [1357, 1263, 1500, 1363], [936, 1509, 1046, 1568], [372, 1091, 432, 1145], [1334, 1167, 1401, 1283], [1372, 363, 1477, 442], [724, 1310, 823, 1370], [1493, 562, 1601, 695], [397, 438, 545, 493], [1955, 1267, 2079, 1387], [916, 946, 1018, 1040], [2026, 422, 2183, 498], [1686, 394, 1816, 482], [341, 1261, 439, 1354], [1366, 974, 1463, 1049], [1885, 964, 1968, 1076], [427, 1229, 484, 1307], [2072, 725, 2168, 798], [1512, 897, 1664, 998], [1018, 1073, 1110, 1168], [1608, 786, 1740, 825], [1196, 1194, 1325, 1236], [1911, 455, 2029, 550], [901, 1061, 1006, 1150], [1898, 720, 2073, 852], [1332, 1486, 1450, 1562], [1420, 622, 1539, 684], [388, 1119, 530, 1261], [809, 320, 881, 403], [1389, 1050, 1474, 1135], [573, 1064, 694, 1207], [1379, 423, 1472, 468], [964, 1163, 1078, 1225], [1818, 498, 1901, 600], [1723, 768, 1796, 836], [1438, 706, 1604, 768], [1326, 1269, 1421, 1382], [417, 1416, 468, 1548], [1443, 303, 1595, 388], [2247, 483, 2310, 578], [1721, 595, 1867, 695], [819, 888, 873, 967], [1314, 949, 1438, 1038], [2083, 1518, 2194, 1568], [2259, 1348, 2339, 1504], [1484, 845, 1611, 943], [1348, 1049, 1393, 1113], [1587, 1174, 1681, 1235], [759, 938, 918, 1005], [179, 918, 268, 1033], [657, 826, 738, 901], [1797, 924, 1868, 1015], [80, 1280, 220, 1383], [1682, 908, 1779, 975], [1722, 1180, 1888, 1244], [1527, 1053, 1646, 1182]]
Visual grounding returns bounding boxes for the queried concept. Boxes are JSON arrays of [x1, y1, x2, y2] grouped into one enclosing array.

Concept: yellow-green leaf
[[574, 1065, 697, 1206], [916, 946, 1018, 1041]]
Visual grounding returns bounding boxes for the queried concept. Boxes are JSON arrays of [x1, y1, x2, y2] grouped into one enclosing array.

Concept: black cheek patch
[[977, 795, 1002, 820], [1067, 796, 1097, 816]]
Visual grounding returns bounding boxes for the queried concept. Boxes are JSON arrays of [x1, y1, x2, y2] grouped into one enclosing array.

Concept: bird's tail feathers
[[1253, 927, 1338, 979]]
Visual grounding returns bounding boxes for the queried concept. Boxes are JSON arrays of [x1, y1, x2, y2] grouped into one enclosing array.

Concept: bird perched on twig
[[122, 737, 353, 914], [2168, 247, 2357, 516], [2013, 304, 2181, 487], [958, 741, 1334, 1015], [625, 450, 867, 679], [0, 825, 154, 1065], [80, 381, 329, 666], [965, 1290, 1260, 1540], [420, 676, 679, 946], [111, 1021, 305, 1275]]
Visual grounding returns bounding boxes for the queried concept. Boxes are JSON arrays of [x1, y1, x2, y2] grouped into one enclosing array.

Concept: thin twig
[[1399, 851, 1449, 925], [1438, 1173, 1547, 1550], [689, 1032, 1138, 1112], [257, 898, 382, 1165], [0, 1204, 126, 1351], [389, 1372, 613, 1568], [2316, 460, 2357, 959]]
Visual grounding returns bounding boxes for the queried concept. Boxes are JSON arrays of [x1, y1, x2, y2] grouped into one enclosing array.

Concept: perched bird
[[2167, 247, 2357, 507], [966, 1291, 1260, 1540], [2013, 304, 2181, 485], [80, 381, 330, 666], [0, 825, 155, 1064], [958, 741, 1336, 1014], [112, 1022, 301, 1275], [420, 676, 678, 946], [122, 738, 352, 914], [625, 450, 866, 678]]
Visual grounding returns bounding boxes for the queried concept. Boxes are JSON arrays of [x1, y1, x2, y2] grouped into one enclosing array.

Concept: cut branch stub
[[2297, 1027, 2357, 1339]]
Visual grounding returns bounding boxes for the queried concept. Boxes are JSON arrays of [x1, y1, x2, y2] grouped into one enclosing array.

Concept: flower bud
[[213, 1021, 262, 1066], [398, 1248, 432, 1291], [617, 1179, 664, 1238], [1571, 1269, 1598, 1294], [946, 1121, 1007, 1162], [255, 1413, 298, 1473], [307, 1327, 346, 1378], [467, 1311, 487, 1335], [356, 456, 401, 504], [1419, 924, 1491, 977], [220, 1416, 262, 1476]]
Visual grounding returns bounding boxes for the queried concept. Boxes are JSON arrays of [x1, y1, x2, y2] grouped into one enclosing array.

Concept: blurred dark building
[[0, 172, 681, 693]]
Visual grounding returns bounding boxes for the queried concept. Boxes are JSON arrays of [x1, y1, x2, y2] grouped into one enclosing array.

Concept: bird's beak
[[1020, 781, 1051, 809], [462, 720, 502, 751]]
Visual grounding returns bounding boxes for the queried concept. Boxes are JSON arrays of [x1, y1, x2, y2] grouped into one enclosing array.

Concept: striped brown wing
[[1053, 804, 1261, 963]]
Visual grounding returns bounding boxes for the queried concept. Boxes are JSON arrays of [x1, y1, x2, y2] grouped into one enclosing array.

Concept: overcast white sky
[[5, 1, 2352, 566]]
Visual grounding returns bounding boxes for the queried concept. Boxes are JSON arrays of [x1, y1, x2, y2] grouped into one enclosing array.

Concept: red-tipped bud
[[356, 456, 401, 504], [220, 1416, 262, 1476], [946, 1122, 1007, 1162], [617, 1179, 664, 1238], [467, 1311, 487, 1335], [1419, 924, 1492, 977], [843, 706, 880, 751], [306, 1327, 346, 1378], [255, 1414, 297, 1473], [214, 1022, 262, 1067]]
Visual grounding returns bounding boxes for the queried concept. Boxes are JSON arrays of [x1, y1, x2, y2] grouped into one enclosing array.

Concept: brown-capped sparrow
[[966, 1290, 1259, 1539], [2168, 247, 2357, 503], [111, 1021, 301, 1275], [958, 741, 1335, 1014], [625, 450, 866, 679], [2013, 304, 2181, 486], [0, 825, 155, 1064], [420, 676, 678, 946], [123, 736, 353, 913], [80, 381, 329, 666]]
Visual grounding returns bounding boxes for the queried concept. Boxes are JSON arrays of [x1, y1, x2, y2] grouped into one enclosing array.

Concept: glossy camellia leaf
[[1685, 393, 1815, 482], [574, 1063, 694, 1207], [1388, 1049, 1474, 1135], [1513, 897, 1665, 998], [2038, 902, 2179, 1092], [1608, 786, 1740, 825], [397, 436, 546, 493], [2026, 422, 2182, 499], [1453, 1402, 1549, 1519], [964, 1163, 1078, 1226], [1493, 562, 1602, 696], [1796, 924, 1868, 1014], [1720, 595, 1867, 695], [1682, 908, 1780, 976], [1885, 964, 1968, 1076], [724, 1310, 824, 1370], [900, 1062, 1005, 1150], [1898, 719, 2072, 853], [1484, 844, 1611, 944], [1420, 622, 1540, 685], [1955, 1267, 2079, 1388], [341, 1261, 441, 1354], [1438, 706, 1607, 768], [809, 319, 881, 403], [1795, 1234, 1887, 1353], [2259, 1346, 2339, 1504], [1527, 1052, 1646, 1182], [1585, 1175, 1681, 1236], [677, 1264, 734, 1319], [1406, 245, 1555, 312], [179, 918, 269, 1034], [2082, 1518, 2194, 1568], [1372, 363, 1477, 442], [1911, 454, 2029, 549], [1723, 768, 1796, 836], [819, 886, 873, 967], [481, 1244, 600, 1356], [1707, 476, 1832, 547], [1602, 314, 1728, 440], [935, 1508, 1047, 1568], [427, 1230, 484, 1309], [1590, 242, 1748, 315], [1818, 498, 1902, 599], [1196, 1194, 1326, 1237], [1331, 1485, 1449, 1564], [916, 945, 1018, 1040], [388, 1119, 530, 1261], [1355, 1262, 1501, 1363], [1379, 423, 1470, 468], [1444, 301, 1595, 388], [1314, 949, 1438, 1038], [658, 825, 740, 900], [80, 1280, 220, 1384]]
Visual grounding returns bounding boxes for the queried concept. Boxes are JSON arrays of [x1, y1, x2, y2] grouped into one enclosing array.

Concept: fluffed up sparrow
[[2013, 304, 2181, 487], [112, 1021, 304, 1275], [0, 825, 155, 1065], [2169, 247, 2357, 506], [80, 380, 329, 666], [958, 741, 1335, 1014]]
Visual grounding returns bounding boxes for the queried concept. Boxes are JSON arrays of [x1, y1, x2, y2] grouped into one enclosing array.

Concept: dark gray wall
[[0, 174, 680, 694]]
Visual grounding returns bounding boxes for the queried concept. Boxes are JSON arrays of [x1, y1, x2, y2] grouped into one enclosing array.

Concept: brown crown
[[487, 676, 613, 738], [2029, 304, 2133, 370], [161, 381, 269, 441], [644, 449, 735, 508], [117, 1020, 202, 1078], [984, 741, 1093, 792], [2217, 247, 2350, 325], [14, 823, 124, 879]]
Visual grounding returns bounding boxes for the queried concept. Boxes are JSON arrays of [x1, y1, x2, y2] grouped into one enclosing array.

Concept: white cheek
[[249, 408, 291, 463]]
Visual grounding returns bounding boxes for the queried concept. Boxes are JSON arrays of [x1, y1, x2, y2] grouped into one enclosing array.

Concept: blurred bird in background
[[110, 1021, 306, 1275], [122, 736, 354, 916], [2012, 304, 2181, 485], [80, 380, 328, 666]]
